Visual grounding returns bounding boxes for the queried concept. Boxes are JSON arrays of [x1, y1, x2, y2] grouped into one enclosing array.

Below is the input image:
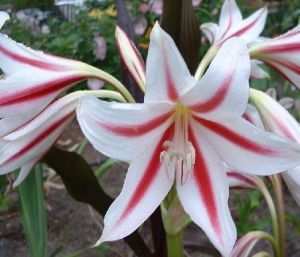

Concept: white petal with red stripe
[[176, 121, 236, 257], [77, 96, 173, 162], [98, 126, 174, 243], [194, 115, 300, 174], [0, 34, 102, 135], [219, 7, 267, 45], [249, 25, 300, 88], [182, 38, 250, 120], [200, 23, 220, 45], [250, 89, 300, 143], [0, 94, 77, 176], [227, 171, 257, 189], [144, 23, 196, 103], [115, 26, 146, 91], [0, 12, 9, 29], [219, 0, 242, 34]]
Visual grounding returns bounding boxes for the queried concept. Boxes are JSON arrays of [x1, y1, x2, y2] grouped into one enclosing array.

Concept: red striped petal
[[116, 124, 173, 224], [194, 116, 278, 155]]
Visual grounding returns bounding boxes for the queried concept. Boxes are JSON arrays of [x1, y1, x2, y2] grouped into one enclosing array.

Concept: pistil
[[160, 104, 196, 184]]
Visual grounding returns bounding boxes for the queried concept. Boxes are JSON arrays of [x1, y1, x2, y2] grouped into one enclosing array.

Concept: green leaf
[[18, 164, 48, 257]]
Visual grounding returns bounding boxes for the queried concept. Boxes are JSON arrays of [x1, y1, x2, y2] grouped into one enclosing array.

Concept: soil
[[0, 121, 300, 257]]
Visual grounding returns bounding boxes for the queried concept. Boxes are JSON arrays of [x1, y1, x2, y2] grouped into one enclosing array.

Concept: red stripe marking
[[227, 172, 256, 187], [0, 45, 68, 71], [190, 69, 234, 113], [269, 114, 300, 143], [97, 111, 172, 137], [219, 8, 265, 45], [194, 116, 278, 155], [260, 43, 300, 53], [264, 61, 294, 83], [165, 60, 179, 101], [219, 0, 234, 41], [0, 75, 86, 106], [231, 9, 265, 37], [1, 112, 74, 166], [117, 125, 174, 223], [189, 125, 222, 241], [272, 60, 300, 75], [242, 113, 253, 123]]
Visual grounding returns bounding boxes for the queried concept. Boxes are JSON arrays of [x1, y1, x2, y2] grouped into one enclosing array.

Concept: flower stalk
[[166, 230, 184, 257], [255, 178, 280, 257], [194, 46, 219, 80], [271, 175, 286, 257]]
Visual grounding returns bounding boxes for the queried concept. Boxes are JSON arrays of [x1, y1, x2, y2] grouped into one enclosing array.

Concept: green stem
[[271, 175, 286, 257], [194, 46, 218, 80], [87, 66, 136, 103], [166, 231, 184, 257], [255, 178, 280, 257]]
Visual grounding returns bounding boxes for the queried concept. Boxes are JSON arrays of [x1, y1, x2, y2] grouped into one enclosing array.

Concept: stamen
[[159, 104, 196, 184]]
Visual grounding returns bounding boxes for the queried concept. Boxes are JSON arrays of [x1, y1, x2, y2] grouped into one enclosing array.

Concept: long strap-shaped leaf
[[18, 163, 48, 257]]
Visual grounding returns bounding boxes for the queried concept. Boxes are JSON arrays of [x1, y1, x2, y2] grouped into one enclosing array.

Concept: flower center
[[160, 104, 196, 184]]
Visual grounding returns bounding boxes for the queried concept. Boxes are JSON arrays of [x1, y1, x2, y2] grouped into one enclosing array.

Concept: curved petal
[[250, 60, 269, 80], [97, 125, 174, 243], [200, 23, 221, 45], [283, 167, 300, 207], [176, 120, 236, 257], [249, 25, 300, 88], [194, 115, 300, 175], [230, 231, 266, 257], [227, 171, 257, 189], [219, 0, 242, 34], [115, 26, 146, 91], [242, 104, 265, 129], [13, 157, 39, 188], [219, 7, 267, 45], [250, 89, 300, 143], [0, 12, 9, 29], [76, 96, 173, 162], [144, 23, 196, 103], [182, 37, 250, 121], [0, 94, 78, 176], [0, 34, 89, 135]]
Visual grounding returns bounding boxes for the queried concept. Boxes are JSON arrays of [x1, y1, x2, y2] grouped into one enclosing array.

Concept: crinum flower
[[77, 23, 300, 256]]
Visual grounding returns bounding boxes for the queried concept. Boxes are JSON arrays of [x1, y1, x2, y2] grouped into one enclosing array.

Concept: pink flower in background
[[93, 35, 107, 61], [87, 79, 105, 90]]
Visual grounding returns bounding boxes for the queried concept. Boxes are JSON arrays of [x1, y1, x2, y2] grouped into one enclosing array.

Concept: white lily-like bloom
[[0, 90, 124, 188], [0, 12, 130, 137], [250, 89, 300, 207], [249, 25, 300, 89], [77, 24, 300, 256], [200, 0, 267, 47]]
